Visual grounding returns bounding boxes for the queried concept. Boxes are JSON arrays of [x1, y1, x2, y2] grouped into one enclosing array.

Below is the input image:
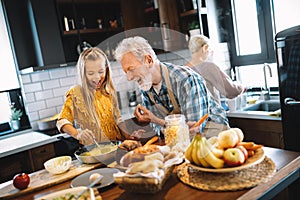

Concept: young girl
[[56, 47, 124, 145]]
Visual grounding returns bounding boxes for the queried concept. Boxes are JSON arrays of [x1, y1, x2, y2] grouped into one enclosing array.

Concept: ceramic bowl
[[44, 156, 72, 174]]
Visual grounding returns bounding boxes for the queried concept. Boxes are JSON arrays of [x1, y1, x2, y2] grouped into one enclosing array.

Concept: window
[[0, 92, 11, 124], [229, 0, 300, 67], [0, 1, 20, 91], [272, 0, 300, 33], [229, 0, 276, 66], [232, 0, 261, 56]]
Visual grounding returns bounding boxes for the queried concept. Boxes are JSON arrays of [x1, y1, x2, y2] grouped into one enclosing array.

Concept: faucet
[[263, 63, 272, 100]]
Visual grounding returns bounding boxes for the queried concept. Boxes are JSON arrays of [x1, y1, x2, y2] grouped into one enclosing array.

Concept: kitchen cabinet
[[56, 0, 125, 60], [3, 0, 39, 70], [3, 0, 125, 70], [178, 0, 207, 37], [0, 143, 55, 183], [0, 151, 31, 183], [121, 0, 184, 52], [178, 0, 226, 43], [28, 143, 56, 172], [228, 117, 284, 149], [3, 0, 69, 70]]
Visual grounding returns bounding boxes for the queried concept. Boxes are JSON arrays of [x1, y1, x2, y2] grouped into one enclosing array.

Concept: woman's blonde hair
[[76, 47, 118, 130], [188, 34, 210, 54]]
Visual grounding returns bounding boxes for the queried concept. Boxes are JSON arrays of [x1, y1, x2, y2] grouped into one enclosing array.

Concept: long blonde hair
[[76, 47, 118, 130]]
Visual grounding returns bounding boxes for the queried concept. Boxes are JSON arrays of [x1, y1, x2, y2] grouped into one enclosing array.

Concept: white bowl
[[44, 156, 72, 174]]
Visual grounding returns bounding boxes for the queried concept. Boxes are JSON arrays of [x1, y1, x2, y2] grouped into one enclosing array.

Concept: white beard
[[138, 73, 152, 91], [139, 82, 152, 91]]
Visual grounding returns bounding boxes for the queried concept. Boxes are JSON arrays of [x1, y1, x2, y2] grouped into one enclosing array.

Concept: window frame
[[228, 0, 276, 67]]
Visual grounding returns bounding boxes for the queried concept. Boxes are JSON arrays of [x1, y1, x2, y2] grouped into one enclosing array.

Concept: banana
[[202, 137, 225, 169], [197, 140, 211, 168], [191, 136, 202, 166], [212, 147, 224, 159], [184, 136, 195, 162]]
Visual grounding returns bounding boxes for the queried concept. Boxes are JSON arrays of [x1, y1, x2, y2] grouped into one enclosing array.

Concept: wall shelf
[[180, 9, 197, 17], [63, 27, 124, 36]]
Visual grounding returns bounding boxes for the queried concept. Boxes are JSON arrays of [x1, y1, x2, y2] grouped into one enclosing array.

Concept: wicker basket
[[177, 157, 276, 191]]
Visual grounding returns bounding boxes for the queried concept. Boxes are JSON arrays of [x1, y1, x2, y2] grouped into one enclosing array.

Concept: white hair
[[188, 34, 210, 54], [114, 36, 157, 63]]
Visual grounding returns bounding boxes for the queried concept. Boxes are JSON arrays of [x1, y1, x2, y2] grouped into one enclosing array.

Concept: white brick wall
[[21, 44, 231, 130]]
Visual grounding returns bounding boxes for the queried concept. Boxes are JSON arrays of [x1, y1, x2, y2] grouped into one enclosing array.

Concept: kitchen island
[[1, 147, 299, 200]]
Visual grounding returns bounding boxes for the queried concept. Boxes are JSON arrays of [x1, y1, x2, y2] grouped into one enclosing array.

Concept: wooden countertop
[[4, 147, 299, 200]]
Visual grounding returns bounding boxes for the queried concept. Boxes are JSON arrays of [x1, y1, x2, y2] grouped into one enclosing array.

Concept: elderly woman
[[186, 34, 247, 104]]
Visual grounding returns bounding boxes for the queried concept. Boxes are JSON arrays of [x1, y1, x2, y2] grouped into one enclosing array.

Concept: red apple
[[236, 145, 248, 160], [13, 173, 30, 190], [223, 148, 245, 167]]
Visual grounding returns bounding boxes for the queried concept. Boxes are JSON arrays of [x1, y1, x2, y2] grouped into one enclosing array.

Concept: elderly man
[[114, 36, 229, 137]]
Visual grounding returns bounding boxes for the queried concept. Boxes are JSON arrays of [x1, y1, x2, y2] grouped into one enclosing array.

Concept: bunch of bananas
[[185, 133, 224, 169]]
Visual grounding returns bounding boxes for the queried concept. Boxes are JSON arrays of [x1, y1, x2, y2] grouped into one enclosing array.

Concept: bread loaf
[[120, 145, 160, 167]]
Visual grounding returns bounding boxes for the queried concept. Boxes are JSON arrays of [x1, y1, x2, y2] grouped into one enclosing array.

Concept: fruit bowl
[[187, 148, 265, 173], [44, 156, 72, 174]]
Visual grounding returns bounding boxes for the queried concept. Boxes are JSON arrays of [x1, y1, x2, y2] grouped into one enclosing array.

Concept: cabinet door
[[30, 0, 68, 65], [28, 143, 56, 171], [158, 0, 184, 51], [3, 0, 37, 70], [0, 151, 32, 183], [3, 0, 70, 70], [228, 117, 284, 148]]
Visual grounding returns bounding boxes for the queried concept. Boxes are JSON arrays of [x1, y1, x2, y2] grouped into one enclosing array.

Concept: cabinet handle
[[40, 149, 46, 153], [161, 23, 170, 40], [284, 97, 300, 106]]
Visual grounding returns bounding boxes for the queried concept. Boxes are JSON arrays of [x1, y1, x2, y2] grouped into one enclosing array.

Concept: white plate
[[35, 186, 87, 200], [71, 168, 120, 189], [188, 148, 265, 173]]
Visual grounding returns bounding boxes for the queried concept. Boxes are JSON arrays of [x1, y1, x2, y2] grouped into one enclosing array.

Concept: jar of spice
[[164, 114, 190, 152]]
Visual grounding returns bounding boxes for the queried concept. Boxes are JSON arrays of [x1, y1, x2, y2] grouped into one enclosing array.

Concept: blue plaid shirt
[[140, 62, 228, 133]]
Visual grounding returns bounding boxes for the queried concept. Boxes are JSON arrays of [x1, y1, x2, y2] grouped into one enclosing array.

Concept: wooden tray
[[0, 160, 102, 199]]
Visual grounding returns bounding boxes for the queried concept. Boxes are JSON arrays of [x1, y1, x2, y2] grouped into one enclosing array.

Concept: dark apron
[[147, 64, 181, 116]]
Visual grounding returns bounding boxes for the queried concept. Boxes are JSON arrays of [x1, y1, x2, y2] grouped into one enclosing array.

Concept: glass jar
[[164, 114, 190, 152]]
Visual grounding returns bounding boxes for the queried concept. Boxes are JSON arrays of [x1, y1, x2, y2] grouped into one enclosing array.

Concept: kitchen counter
[[0, 107, 134, 159], [226, 110, 281, 121], [0, 129, 70, 159], [5, 146, 299, 200]]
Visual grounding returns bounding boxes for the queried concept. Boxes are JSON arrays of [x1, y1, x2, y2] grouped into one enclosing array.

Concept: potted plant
[[188, 21, 200, 36], [10, 103, 23, 130]]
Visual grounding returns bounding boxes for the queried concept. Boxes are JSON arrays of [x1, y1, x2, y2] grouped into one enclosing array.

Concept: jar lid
[[165, 114, 186, 126]]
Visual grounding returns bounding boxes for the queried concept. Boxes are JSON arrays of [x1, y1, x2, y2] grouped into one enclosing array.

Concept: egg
[[89, 173, 103, 185]]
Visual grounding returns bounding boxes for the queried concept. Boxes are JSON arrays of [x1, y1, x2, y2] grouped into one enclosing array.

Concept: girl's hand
[[76, 129, 95, 145]]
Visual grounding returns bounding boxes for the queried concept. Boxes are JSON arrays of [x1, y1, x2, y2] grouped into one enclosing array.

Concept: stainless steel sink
[[242, 100, 281, 112]]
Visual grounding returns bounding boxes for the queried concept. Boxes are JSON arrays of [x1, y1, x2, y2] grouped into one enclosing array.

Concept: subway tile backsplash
[[21, 45, 230, 130]]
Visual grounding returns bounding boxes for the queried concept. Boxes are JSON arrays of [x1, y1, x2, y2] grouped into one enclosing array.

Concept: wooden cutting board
[[0, 159, 102, 199]]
